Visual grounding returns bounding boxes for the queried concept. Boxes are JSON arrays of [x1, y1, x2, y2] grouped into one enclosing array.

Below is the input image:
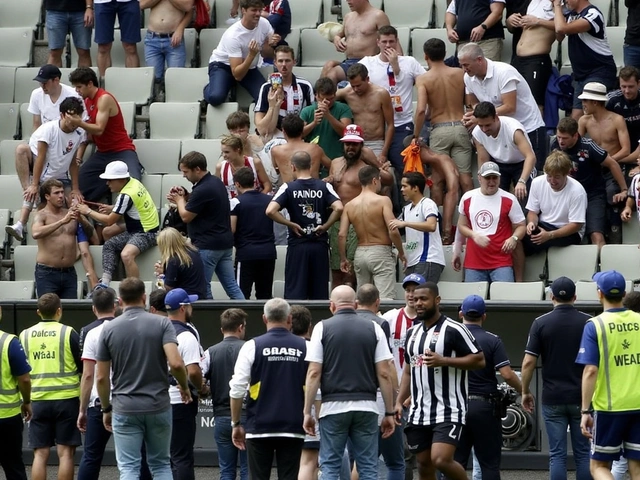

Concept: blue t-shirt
[[272, 178, 340, 246], [551, 135, 607, 194], [8, 337, 31, 377], [230, 190, 276, 262], [566, 5, 617, 81], [576, 308, 629, 366]]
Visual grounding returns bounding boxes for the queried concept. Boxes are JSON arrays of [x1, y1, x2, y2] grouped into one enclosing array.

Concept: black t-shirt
[[625, 0, 640, 46], [551, 136, 607, 194], [164, 249, 208, 299], [607, 91, 640, 147], [465, 324, 510, 396], [272, 178, 340, 246], [185, 172, 234, 250], [230, 190, 276, 262], [454, 0, 505, 42], [45, 0, 85, 12], [525, 304, 591, 405]]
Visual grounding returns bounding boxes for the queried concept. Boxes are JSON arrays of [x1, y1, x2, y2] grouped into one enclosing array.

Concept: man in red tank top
[[68, 67, 143, 203]]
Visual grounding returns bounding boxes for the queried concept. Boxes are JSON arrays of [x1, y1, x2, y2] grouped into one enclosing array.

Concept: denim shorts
[[94, 0, 141, 45], [46, 10, 92, 50]]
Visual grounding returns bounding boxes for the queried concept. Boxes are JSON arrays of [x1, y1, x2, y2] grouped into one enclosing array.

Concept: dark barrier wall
[[4, 299, 604, 469]]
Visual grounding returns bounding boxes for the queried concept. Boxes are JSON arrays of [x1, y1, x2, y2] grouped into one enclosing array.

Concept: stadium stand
[[104, 67, 155, 106], [490, 281, 545, 301], [133, 139, 182, 175]]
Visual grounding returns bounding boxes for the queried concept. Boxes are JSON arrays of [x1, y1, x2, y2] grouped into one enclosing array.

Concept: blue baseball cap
[[402, 273, 426, 289], [164, 288, 198, 311], [593, 270, 626, 298], [461, 295, 486, 318]]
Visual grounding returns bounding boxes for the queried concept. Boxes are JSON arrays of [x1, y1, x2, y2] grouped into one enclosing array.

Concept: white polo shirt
[[464, 59, 545, 133], [209, 17, 274, 67], [472, 115, 532, 164], [358, 55, 426, 126], [28, 83, 85, 125]]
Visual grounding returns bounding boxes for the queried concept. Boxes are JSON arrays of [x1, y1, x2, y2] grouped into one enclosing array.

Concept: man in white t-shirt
[[622, 172, 640, 243], [388, 172, 445, 283], [472, 101, 536, 201], [358, 26, 426, 175], [7, 97, 87, 242], [523, 151, 587, 256], [164, 288, 204, 480], [203, 0, 281, 106]]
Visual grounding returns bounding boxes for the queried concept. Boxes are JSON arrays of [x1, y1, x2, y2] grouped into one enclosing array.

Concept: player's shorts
[[329, 222, 357, 270], [29, 397, 82, 448], [404, 422, 463, 454], [591, 410, 640, 461]]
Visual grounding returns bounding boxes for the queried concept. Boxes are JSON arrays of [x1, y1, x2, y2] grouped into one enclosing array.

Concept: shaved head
[[330, 285, 357, 307]]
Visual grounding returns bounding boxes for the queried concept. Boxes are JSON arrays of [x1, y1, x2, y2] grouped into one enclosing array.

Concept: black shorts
[[586, 191, 607, 236], [512, 53, 553, 106], [404, 422, 463, 454], [29, 398, 82, 448]]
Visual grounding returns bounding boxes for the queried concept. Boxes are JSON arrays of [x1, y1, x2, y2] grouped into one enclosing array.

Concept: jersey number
[[449, 424, 459, 440]]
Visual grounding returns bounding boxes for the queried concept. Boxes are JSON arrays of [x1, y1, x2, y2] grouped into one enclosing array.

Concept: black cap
[[33, 64, 62, 83], [550, 276, 576, 301]]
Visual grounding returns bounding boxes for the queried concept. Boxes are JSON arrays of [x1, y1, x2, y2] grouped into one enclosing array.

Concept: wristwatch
[[480, 23, 488, 30], [511, 235, 519, 242], [231, 420, 242, 428], [580, 409, 593, 415], [101, 404, 113, 414], [517, 178, 527, 185], [384, 412, 396, 417]]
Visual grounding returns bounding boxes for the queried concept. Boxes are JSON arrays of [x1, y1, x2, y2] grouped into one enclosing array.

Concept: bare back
[[147, 0, 186, 34], [272, 141, 321, 183], [417, 65, 466, 124], [340, 85, 387, 141], [580, 112, 623, 157], [330, 157, 366, 203], [34, 207, 78, 268], [344, 6, 388, 58], [345, 190, 393, 246]]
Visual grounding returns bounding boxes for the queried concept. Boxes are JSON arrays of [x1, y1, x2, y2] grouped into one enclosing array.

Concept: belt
[[468, 394, 493, 403], [147, 30, 174, 38], [431, 121, 463, 129], [36, 263, 75, 273]]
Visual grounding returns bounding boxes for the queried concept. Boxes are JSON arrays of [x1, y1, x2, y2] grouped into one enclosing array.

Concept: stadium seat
[[19, 103, 34, 140], [574, 280, 633, 302], [161, 174, 193, 201], [211, 281, 230, 300], [205, 102, 239, 139], [623, 216, 640, 244], [13, 67, 41, 106], [119, 102, 136, 137], [214, 0, 234, 27], [0, 28, 33, 67], [73, 245, 104, 284], [0, 140, 25, 175], [0, 281, 34, 299], [16, 208, 38, 246], [181, 139, 223, 167], [439, 245, 464, 282], [110, 280, 154, 297], [385, 0, 431, 28], [489, 281, 545, 301], [0, 104, 20, 141], [437, 281, 489, 301], [323, 0, 382, 23], [273, 280, 284, 298], [289, 0, 322, 28], [199, 29, 228, 67], [600, 244, 640, 281], [133, 139, 181, 175], [590, 0, 612, 22], [165, 67, 208, 102], [0, 67, 16, 103], [141, 173, 163, 210], [104, 67, 155, 105], [136, 246, 161, 282], [300, 28, 345, 67], [149, 102, 200, 140], [397, 28, 411, 57], [0, 0, 42, 30], [0, 176, 23, 212], [292, 67, 322, 90], [275, 245, 287, 282], [523, 250, 547, 283], [606, 27, 625, 68], [286, 29, 301, 60], [431, 0, 448, 28], [183, 28, 198, 67], [547, 245, 599, 282], [13, 245, 37, 281], [411, 29, 455, 67]]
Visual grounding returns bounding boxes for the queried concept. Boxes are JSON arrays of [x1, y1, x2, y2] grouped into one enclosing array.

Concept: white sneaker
[[5, 223, 23, 242]]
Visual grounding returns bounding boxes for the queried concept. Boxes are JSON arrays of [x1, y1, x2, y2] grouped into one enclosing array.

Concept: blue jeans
[[144, 31, 187, 80], [35, 264, 77, 299], [464, 266, 514, 283], [214, 416, 248, 480], [319, 411, 379, 480], [624, 44, 640, 71], [45, 10, 91, 50], [112, 409, 173, 480], [200, 248, 245, 300], [378, 421, 405, 480], [203, 62, 266, 106], [541, 404, 591, 480]]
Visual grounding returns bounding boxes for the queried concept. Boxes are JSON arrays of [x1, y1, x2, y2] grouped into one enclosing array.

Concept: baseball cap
[[99, 161, 131, 180], [340, 124, 364, 143], [461, 295, 485, 318], [402, 273, 425, 289], [164, 288, 199, 311], [593, 270, 626, 298], [478, 162, 501, 177], [33, 64, 62, 83], [550, 276, 576, 301], [578, 82, 608, 102]]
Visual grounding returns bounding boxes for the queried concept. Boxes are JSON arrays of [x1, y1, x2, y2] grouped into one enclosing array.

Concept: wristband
[[101, 404, 113, 413], [86, 5, 93, 8], [384, 412, 396, 417], [580, 409, 593, 414], [517, 179, 526, 184]]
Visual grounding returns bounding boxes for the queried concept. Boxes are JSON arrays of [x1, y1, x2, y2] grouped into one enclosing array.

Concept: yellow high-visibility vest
[[0, 331, 21, 418]]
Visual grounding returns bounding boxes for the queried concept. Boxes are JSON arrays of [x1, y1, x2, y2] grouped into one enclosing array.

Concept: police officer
[[453, 295, 522, 480], [19, 293, 82, 480], [0, 305, 32, 480]]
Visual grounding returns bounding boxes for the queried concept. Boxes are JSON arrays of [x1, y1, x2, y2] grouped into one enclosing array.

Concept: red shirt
[[85, 88, 135, 153]]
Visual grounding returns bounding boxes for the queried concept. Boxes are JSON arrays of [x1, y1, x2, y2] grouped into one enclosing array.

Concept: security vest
[[591, 310, 640, 412], [119, 177, 159, 232], [20, 321, 79, 401], [0, 332, 21, 418]]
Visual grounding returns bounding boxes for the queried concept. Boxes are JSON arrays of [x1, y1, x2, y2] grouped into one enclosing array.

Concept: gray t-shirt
[[96, 306, 177, 415]]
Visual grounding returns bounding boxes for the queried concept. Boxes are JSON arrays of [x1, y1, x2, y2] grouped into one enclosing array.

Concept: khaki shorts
[[364, 140, 384, 157], [429, 124, 473, 174], [329, 222, 357, 270], [458, 38, 503, 62], [353, 245, 396, 300]]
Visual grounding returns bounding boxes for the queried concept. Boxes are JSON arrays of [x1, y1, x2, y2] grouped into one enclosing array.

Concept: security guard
[[453, 295, 522, 480], [0, 305, 32, 480], [19, 293, 82, 480]]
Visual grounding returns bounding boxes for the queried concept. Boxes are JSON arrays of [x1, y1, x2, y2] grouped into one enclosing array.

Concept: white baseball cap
[[99, 161, 130, 180]]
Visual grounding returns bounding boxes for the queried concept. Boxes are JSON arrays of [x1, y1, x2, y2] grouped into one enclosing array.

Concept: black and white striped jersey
[[404, 315, 482, 426]]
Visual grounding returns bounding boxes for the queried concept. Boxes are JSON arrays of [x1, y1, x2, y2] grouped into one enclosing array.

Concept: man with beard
[[394, 282, 485, 480], [329, 125, 393, 289]]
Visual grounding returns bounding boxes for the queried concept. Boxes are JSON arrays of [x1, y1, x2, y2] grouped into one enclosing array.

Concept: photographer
[[451, 295, 522, 480]]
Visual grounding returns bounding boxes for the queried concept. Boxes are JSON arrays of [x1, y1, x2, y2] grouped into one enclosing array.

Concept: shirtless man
[[510, 0, 557, 112], [578, 82, 631, 244], [415, 38, 473, 194], [339, 165, 405, 300], [336, 63, 394, 164], [140, 0, 194, 83], [321, 0, 390, 84], [31, 179, 85, 299], [329, 124, 393, 289], [270, 114, 331, 184]]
